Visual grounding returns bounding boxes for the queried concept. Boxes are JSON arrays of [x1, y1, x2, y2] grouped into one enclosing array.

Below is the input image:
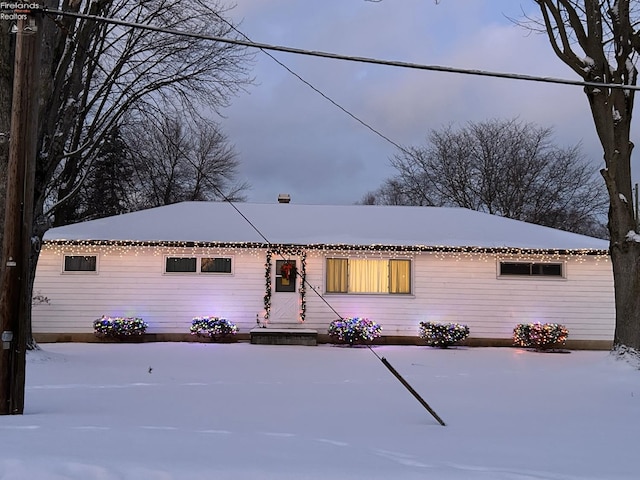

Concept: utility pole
[[0, 8, 42, 415]]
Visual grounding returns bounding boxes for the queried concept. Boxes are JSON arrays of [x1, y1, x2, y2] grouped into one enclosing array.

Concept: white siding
[[33, 247, 266, 334], [33, 246, 615, 342], [303, 252, 615, 341]]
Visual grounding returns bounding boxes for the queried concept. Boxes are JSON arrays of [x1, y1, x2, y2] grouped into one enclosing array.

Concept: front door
[[270, 258, 299, 324]]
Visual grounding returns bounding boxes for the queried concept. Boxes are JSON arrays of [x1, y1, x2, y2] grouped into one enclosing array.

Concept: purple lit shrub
[[419, 321, 469, 348], [328, 317, 381, 346], [93, 316, 148, 338], [513, 322, 569, 350]]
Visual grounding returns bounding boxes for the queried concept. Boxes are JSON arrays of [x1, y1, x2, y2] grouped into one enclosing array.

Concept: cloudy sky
[[219, 0, 640, 205]]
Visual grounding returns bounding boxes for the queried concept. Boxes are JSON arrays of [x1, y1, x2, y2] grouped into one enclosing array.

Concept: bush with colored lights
[[190, 316, 238, 340], [93, 316, 148, 338], [328, 317, 381, 346], [418, 321, 470, 348], [513, 322, 569, 349]]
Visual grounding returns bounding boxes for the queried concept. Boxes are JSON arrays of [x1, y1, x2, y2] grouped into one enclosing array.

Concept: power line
[[38, 6, 640, 92], [211, 13, 407, 153]]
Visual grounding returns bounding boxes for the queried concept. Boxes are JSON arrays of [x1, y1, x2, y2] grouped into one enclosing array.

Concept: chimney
[[278, 193, 291, 204]]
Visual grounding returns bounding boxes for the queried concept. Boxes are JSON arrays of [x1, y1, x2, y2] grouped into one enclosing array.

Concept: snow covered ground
[[0, 342, 638, 479]]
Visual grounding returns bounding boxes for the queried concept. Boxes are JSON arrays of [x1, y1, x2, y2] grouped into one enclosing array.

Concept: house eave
[[41, 239, 610, 257]]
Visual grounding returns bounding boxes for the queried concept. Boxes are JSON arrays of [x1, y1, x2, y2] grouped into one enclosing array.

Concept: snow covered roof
[[43, 202, 609, 252]]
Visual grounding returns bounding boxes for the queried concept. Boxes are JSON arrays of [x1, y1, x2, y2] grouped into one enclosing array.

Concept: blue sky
[[220, 0, 639, 205]]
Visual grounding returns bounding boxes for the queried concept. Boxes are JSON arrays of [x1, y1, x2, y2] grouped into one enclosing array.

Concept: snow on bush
[[93, 316, 148, 338], [513, 322, 569, 350], [327, 317, 381, 346], [418, 321, 469, 348], [190, 316, 238, 340]]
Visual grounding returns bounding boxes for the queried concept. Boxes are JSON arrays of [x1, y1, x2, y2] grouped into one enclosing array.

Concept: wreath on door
[[280, 261, 294, 281]]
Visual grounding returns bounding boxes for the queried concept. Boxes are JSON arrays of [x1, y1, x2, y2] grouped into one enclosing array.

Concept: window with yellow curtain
[[326, 257, 412, 294], [348, 258, 388, 293], [389, 259, 411, 293], [326, 258, 348, 293]]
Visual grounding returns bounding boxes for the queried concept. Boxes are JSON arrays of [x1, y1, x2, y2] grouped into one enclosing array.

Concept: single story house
[[32, 201, 614, 348]]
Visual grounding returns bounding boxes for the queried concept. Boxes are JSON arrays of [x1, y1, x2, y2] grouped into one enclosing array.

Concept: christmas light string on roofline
[[42, 239, 609, 263]]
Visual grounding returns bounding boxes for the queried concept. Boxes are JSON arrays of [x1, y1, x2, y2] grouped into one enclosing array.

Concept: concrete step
[[250, 326, 318, 346]]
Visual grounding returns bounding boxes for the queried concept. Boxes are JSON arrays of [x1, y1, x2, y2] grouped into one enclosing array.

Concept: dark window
[[166, 257, 197, 273], [64, 255, 97, 272], [535, 263, 562, 276], [500, 262, 563, 277], [201, 257, 232, 273], [500, 262, 532, 276]]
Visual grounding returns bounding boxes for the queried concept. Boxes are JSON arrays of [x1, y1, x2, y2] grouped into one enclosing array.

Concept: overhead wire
[[211, 12, 408, 153], [36, 6, 640, 92]]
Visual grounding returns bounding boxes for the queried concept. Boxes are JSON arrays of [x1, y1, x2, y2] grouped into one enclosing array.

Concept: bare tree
[[38, 0, 252, 228], [58, 113, 249, 223], [60, 114, 249, 223], [124, 112, 248, 208], [524, 1, 640, 354], [362, 119, 608, 237], [0, 0, 252, 347]]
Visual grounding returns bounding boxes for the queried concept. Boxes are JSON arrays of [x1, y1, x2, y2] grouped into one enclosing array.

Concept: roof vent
[[278, 194, 291, 204]]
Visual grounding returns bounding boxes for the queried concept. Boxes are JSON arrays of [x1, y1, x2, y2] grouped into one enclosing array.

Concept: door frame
[[270, 256, 300, 324]]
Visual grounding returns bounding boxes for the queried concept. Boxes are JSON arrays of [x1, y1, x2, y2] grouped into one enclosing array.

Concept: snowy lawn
[[0, 342, 638, 479]]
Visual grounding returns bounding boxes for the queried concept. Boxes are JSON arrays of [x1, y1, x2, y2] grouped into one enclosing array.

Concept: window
[[326, 258, 411, 294], [201, 257, 232, 274], [166, 257, 197, 273], [326, 258, 348, 293], [389, 259, 411, 293], [499, 261, 563, 277], [275, 259, 296, 292], [165, 256, 233, 274], [64, 255, 97, 272]]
